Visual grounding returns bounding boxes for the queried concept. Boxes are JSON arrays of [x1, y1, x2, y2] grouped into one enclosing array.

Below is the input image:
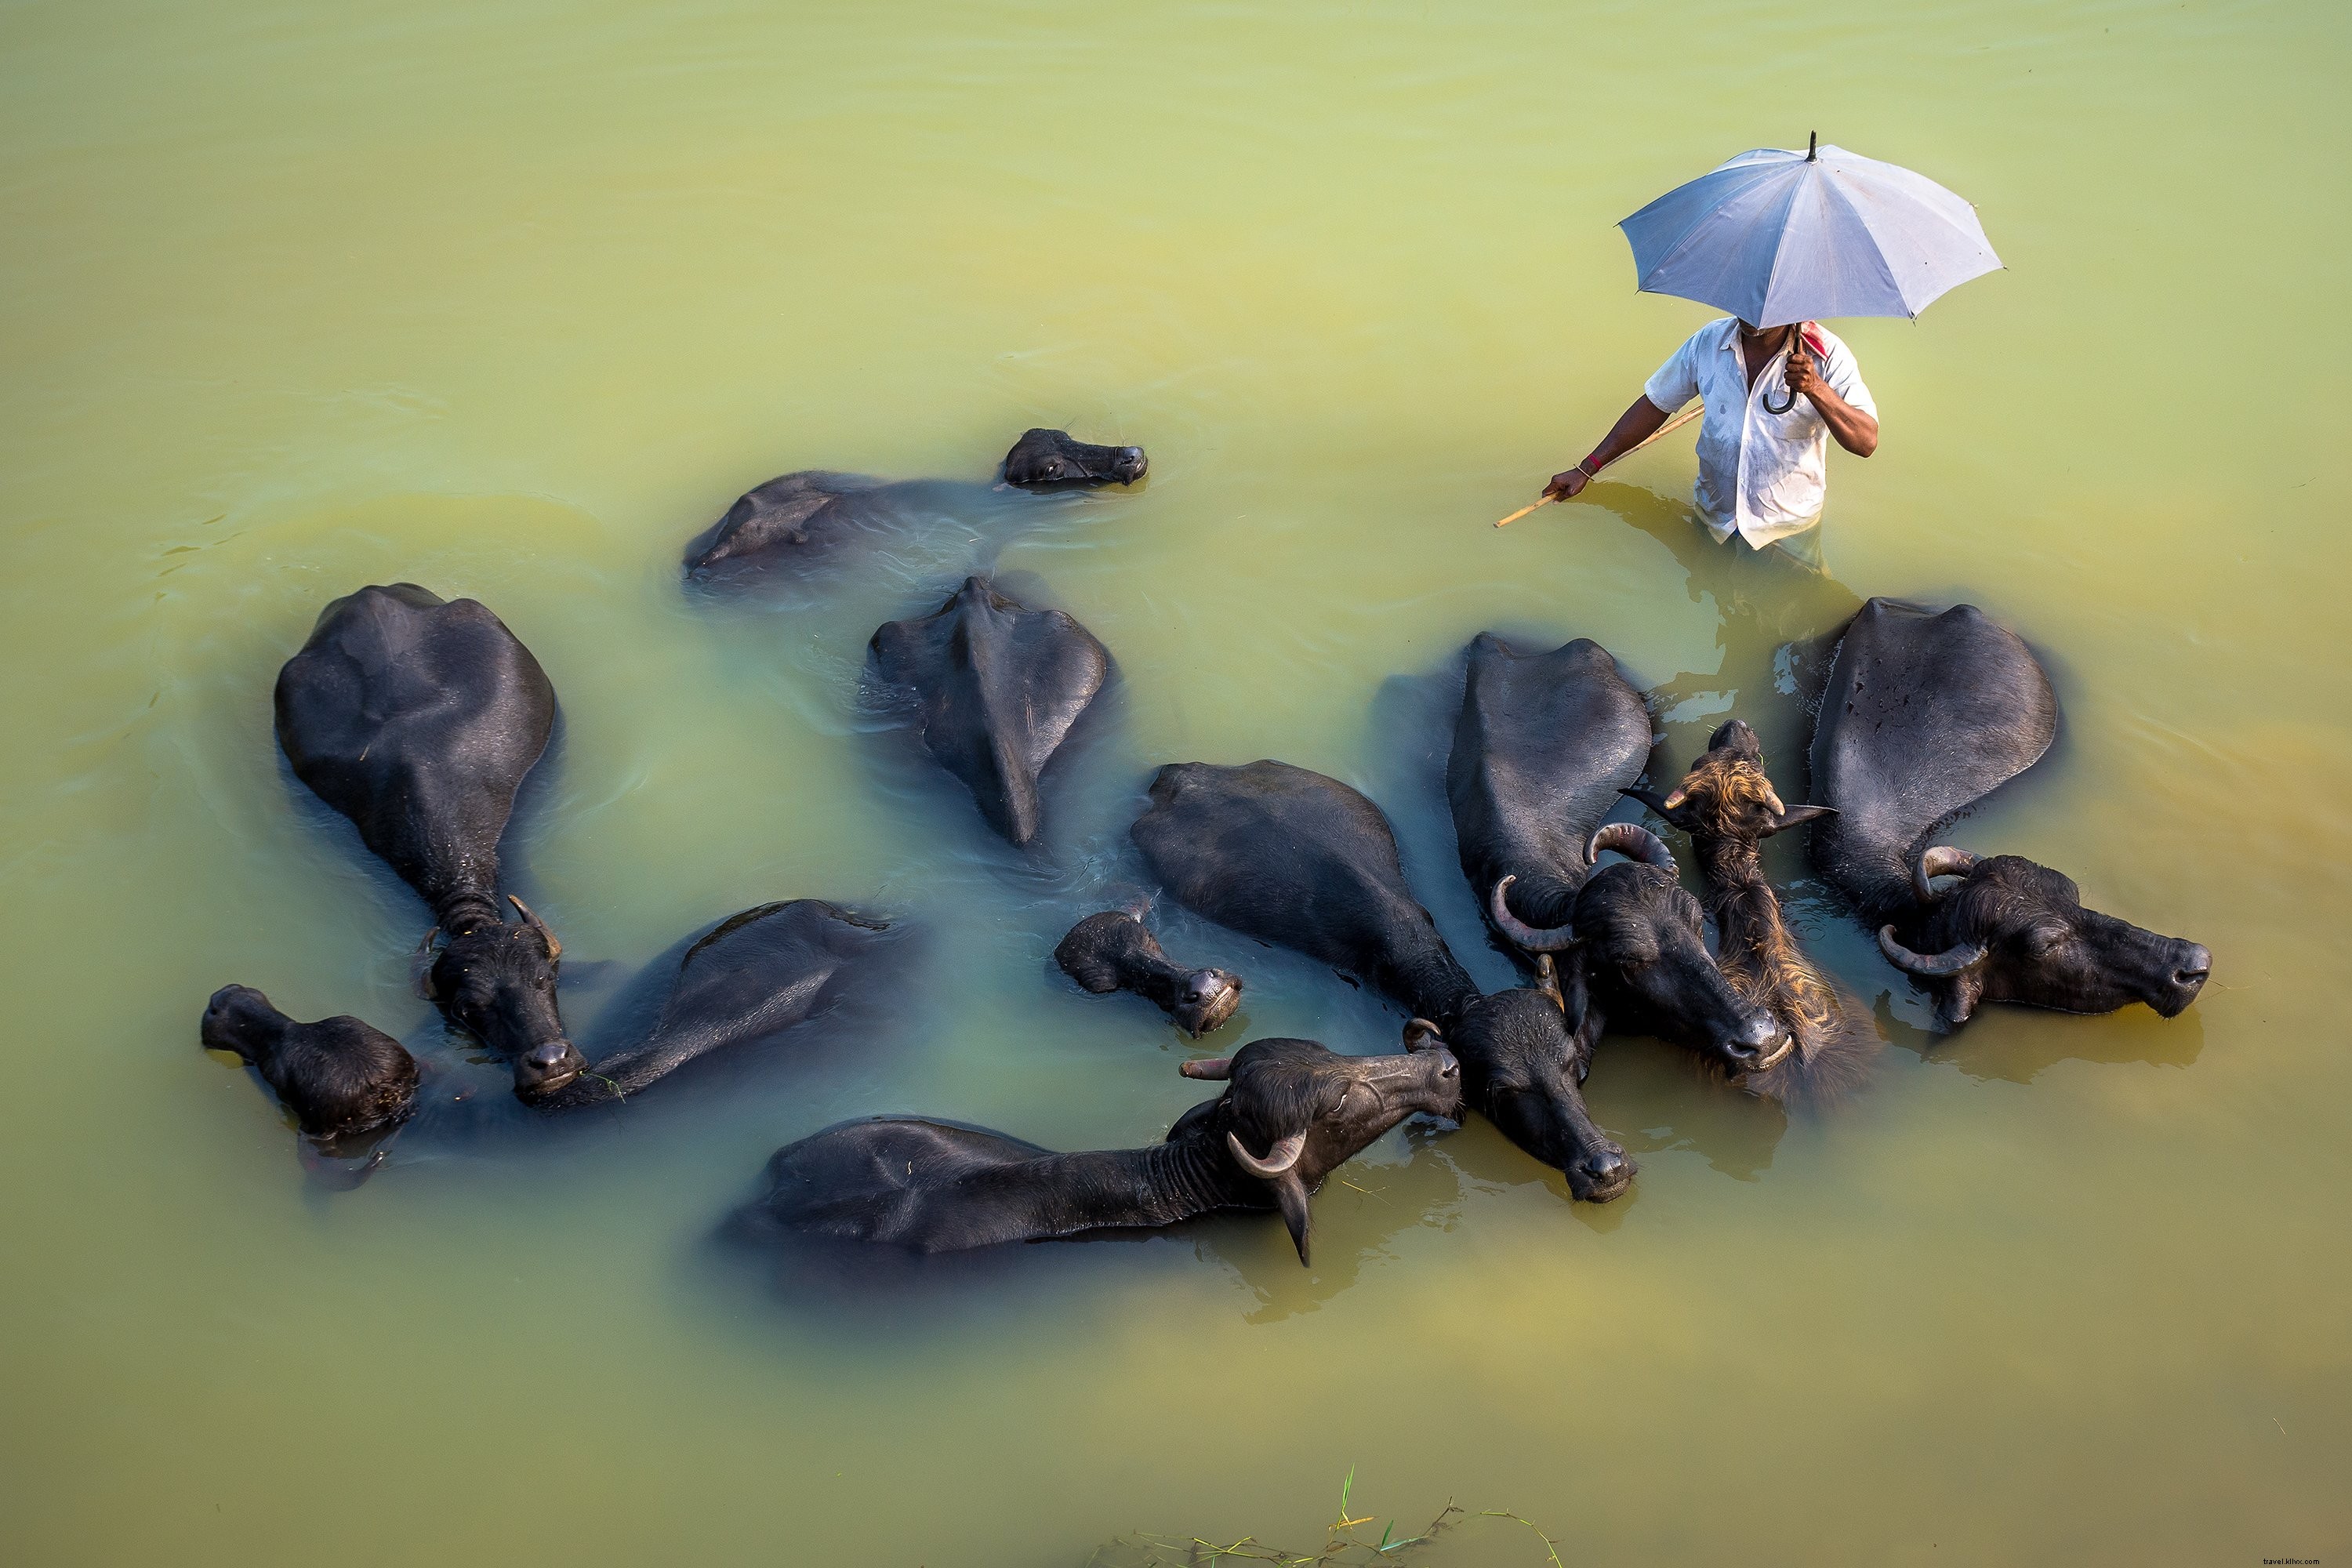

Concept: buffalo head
[[1490, 823, 1788, 1073], [419, 895, 584, 1098], [1448, 958, 1633, 1201], [1178, 1030, 1461, 1263], [1001, 428, 1148, 488], [1878, 848, 2211, 1027], [1628, 719, 1836, 844], [201, 984, 420, 1143]]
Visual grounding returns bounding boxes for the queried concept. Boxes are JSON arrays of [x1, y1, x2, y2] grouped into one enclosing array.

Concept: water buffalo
[[1054, 909, 1242, 1036], [201, 985, 419, 1145], [1131, 757, 1630, 1200], [274, 583, 584, 1097], [1449, 635, 1787, 1076], [1810, 599, 2211, 1027], [203, 899, 905, 1167], [533, 899, 902, 1108], [869, 576, 1109, 846], [734, 1033, 1461, 1264], [1628, 719, 1875, 1098], [683, 429, 1147, 579]]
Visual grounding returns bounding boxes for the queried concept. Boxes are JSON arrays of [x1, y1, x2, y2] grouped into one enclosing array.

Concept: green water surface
[[3, 2, 2347, 1563]]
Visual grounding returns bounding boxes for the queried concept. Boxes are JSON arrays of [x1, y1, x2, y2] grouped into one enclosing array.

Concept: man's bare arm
[[1785, 353, 1878, 456], [1544, 396, 1671, 500]]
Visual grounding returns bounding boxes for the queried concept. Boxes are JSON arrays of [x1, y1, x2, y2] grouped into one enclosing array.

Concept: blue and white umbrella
[[1619, 134, 2001, 331]]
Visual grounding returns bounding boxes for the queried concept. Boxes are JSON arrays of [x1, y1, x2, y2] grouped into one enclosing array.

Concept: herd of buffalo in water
[[201, 427, 2213, 1265]]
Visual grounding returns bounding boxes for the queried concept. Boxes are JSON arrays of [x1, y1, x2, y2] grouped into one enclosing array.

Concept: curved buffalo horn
[[1227, 1129, 1308, 1179], [1490, 876, 1578, 953], [1178, 1056, 1235, 1080], [1586, 822, 1675, 871], [1401, 1018, 1445, 1051], [1877, 925, 1989, 978], [1911, 846, 1980, 907], [506, 894, 561, 961]]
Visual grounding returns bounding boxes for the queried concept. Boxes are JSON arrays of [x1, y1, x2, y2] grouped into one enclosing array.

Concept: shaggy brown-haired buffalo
[[735, 1033, 1461, 1264], [1630, 718, 1877, 1099], [1811, 600, 2209, 1028]]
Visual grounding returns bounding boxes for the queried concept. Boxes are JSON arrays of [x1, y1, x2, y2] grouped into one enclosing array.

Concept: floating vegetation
[[1083, 1468, 1566, 1566]]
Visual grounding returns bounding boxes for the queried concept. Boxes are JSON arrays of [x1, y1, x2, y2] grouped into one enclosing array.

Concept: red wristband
[[1577, 456, 1603, 478]]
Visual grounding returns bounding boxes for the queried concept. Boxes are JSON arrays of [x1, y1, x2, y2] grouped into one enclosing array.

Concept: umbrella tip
[[1806, 131, 1818, 162]]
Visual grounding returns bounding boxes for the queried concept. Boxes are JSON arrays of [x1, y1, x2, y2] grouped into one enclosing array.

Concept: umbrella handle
[[1761, 322, 1816, 416]]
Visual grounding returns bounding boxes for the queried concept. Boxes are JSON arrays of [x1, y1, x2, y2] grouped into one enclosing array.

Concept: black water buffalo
[[1628, 719, 1875, 1099], [533, 900, 901, 1108], [869, 576, 1109, 846], [201, 985, 419, 1144], [1131, 757, 1630, 1200], [735, 1034, 1461, 1264], [203, 899, 906, 1166], [683, 429, 1147, 578], [1448, 635, 1787, 1076], [274, 583, 584, 1097], [1054, 909, 1242, 1035], [1810, 599, 2210, 1027]]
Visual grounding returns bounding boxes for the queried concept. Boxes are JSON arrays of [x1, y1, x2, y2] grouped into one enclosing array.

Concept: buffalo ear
[[1621, 786, 1693, 830], [1269, 1170, 1312, 1266], [1764, 803, 1838, 837]]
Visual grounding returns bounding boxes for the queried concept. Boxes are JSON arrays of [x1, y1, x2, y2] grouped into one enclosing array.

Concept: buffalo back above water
[[274, 583, 556, 911], [1810, 598, 2208, 1025], [870, 576, 1109, 847], [1131, 760, 1479, 1025], [1809, 599, 2056, 920], [1448, 633, 1653, 933]]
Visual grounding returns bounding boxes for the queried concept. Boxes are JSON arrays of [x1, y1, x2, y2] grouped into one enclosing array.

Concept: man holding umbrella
[[1530, 136, 1998, 571], [1547, 317, 1878, 572]]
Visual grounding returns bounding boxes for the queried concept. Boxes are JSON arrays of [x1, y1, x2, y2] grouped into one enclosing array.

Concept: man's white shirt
[[1642, 317, 1875, 548]]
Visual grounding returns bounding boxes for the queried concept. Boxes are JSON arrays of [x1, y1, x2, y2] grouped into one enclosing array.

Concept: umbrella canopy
[[1618, 140, 2000, 328]]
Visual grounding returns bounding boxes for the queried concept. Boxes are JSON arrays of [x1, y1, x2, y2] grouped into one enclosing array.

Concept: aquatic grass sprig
[[1088, 1473, 1567, 1565]]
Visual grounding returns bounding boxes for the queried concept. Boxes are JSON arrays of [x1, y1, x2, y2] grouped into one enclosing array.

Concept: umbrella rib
[[1824, 171, 1996, 317], [1631, 165, 1779, 289], [1754, 172, 1810, 327]]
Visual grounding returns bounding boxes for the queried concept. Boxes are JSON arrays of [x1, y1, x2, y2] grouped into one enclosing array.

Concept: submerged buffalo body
[[869, 576, 1109, 847], [1131, 758, 1629, 1200], [1810, 599, 2210, 1026], [535, 900, 902, 1109], [1450, 635, 1786, 1077], [1054, 909, 1242, 1036], [274, 583, 583, 1097], [205, 900, 905, 1164], [684, 429, 1147, 579], [736, 1035, 1461, 1264]]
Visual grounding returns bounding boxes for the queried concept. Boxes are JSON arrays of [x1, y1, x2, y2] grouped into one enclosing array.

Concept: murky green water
[[5, 2, 2347, 1562]]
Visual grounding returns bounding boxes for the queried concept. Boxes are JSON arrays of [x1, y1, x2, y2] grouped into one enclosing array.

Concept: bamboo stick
[[1492, 403, 1705, 528]]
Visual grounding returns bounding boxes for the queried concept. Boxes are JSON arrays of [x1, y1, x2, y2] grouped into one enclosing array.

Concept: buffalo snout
[[1174, 969, 1243, 1035], [2155, 940, 2212, 1017]]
